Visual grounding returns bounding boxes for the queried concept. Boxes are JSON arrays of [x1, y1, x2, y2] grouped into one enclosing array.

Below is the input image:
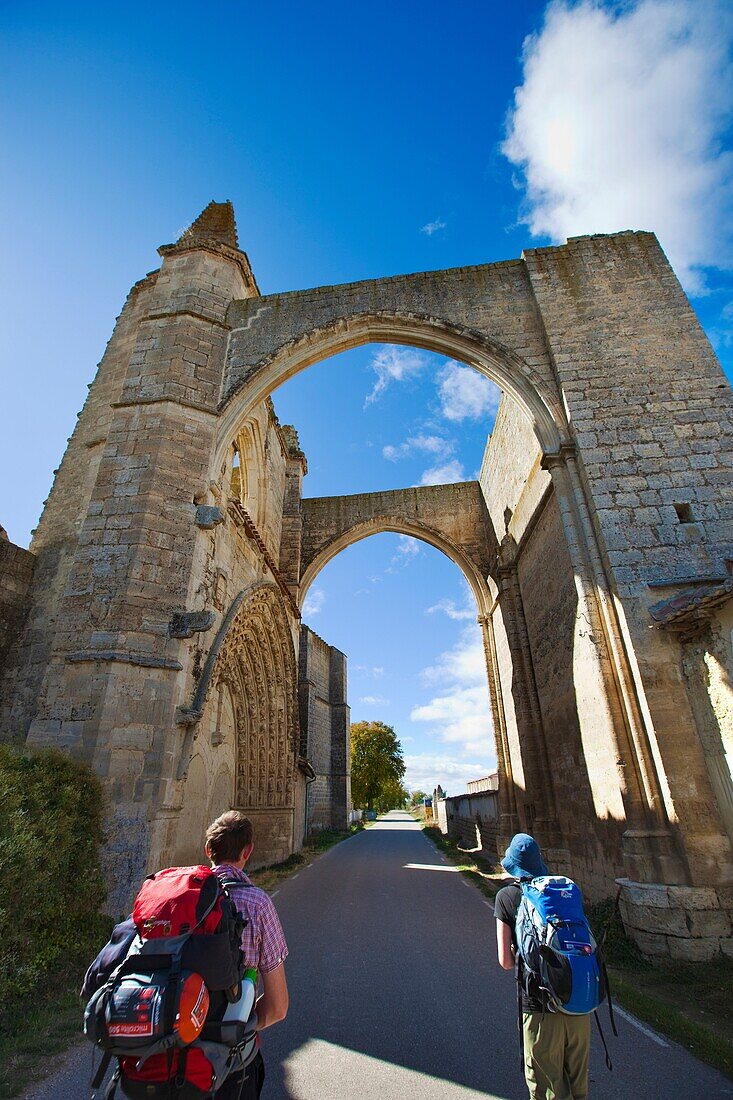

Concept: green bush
[[0, 746, 110, 1033]]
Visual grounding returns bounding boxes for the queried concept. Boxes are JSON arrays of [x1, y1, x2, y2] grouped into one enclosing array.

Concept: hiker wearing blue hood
[[495, 834, 591, 1100]]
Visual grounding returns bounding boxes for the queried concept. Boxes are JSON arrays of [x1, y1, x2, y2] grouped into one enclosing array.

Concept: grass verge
[[0, 825, 363, 1100], [420, 823, 733, 1081], [0, 971, 96, 1099]]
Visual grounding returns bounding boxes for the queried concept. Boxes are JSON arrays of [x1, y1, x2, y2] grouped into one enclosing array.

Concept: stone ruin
[[1, 200, 732, 957]]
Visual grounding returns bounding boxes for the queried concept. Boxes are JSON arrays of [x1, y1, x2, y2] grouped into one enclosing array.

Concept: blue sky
[[2, 1, 732, 794]]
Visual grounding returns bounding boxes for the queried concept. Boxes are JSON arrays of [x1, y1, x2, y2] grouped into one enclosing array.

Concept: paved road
[[26, 812, 732, 1099]]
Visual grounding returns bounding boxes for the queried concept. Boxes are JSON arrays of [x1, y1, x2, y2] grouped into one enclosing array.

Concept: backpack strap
[[602, 959, 618, 1037], [174, 1046, 189, 1090], [593, 1010, 613, 1072], [516, 963, 524, 1071], [219, 878, 256, 892], [90, 1050, 112, 1092], [102, 1065, 119, 1099]]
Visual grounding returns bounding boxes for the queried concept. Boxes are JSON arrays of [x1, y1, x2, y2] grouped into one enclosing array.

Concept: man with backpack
[[495, 833, 591, 1100], [204, 809, 290, 1099], [82, 810, 289, 1099]]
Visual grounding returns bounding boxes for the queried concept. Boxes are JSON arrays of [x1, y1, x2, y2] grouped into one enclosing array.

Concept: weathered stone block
[[629, 930, 670, 957], [715, 887, 733, 909], [617, 879, 670, 909], [621, 900, 688, 937], [195, 504, 225, 529], [110, 726, 155, 751], [686, 909, 731, 938], [667, 936, 721, 962], [667, 885, 720, 911]]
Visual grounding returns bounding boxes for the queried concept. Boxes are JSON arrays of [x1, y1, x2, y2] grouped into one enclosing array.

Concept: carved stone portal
[[209, 583, 298, 865]]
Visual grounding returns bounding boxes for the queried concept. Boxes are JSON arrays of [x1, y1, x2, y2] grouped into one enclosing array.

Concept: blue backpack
[[515, 875, 604, 1015], [513, 875, 618, 1072]]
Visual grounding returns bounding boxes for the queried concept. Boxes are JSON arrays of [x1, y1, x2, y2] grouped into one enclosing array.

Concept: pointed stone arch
[[215, 309, 568, 472], [189, 582, 299, 865], [299, 486, 497, 618]]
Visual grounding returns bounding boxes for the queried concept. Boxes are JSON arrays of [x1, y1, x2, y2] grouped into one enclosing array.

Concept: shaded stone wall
[[440, 791, 498, 858], [298, 625, 350, 832], [0, 536, 36, 675], [524, 233, 733, 890]]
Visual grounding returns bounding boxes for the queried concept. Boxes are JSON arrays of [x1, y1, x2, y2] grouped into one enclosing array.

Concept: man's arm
[[496, 918, 515, 970], [256, 962, 289, 1030]]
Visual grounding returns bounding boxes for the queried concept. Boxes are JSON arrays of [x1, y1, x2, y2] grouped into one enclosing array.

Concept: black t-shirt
[[494, 882, 546, 1013]]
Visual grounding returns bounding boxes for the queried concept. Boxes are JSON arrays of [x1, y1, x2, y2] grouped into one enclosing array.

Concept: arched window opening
[[230, 444, 242, 500]]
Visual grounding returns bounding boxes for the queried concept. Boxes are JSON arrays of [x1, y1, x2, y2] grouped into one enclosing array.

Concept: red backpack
[[85, 866, 256, 1099]]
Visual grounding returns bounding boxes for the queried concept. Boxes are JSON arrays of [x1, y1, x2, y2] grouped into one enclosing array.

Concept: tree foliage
[[409, 789, 428, 807], [350, 721, 407, 812]]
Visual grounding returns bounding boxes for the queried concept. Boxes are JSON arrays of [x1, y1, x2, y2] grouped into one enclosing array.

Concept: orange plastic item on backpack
[[174, 972, 209, 1044]]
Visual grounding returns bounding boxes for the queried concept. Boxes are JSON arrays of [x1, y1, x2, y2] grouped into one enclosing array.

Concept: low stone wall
[[439, 792, 498, 860], [618, 878, 733, 960]]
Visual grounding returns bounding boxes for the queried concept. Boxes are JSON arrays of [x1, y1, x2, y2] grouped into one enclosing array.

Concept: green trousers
[[522, 1012, 591, 1100]]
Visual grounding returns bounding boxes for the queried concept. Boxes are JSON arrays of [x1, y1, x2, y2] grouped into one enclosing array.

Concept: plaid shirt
[[214, 863, 288, 974]]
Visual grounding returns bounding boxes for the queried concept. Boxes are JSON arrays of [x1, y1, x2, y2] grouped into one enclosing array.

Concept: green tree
[[409, 789, 428, 807], [350, 721, 407, 813]]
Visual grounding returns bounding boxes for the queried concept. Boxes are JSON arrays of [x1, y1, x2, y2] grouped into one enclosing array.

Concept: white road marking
[[483, 899, 494, 910], [270, 890, 280, 897], [613, 1005, 669, 1046], [403, 862, 460, 872]]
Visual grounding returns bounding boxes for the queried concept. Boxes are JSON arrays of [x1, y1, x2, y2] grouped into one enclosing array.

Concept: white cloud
[[427, 598, 474, 622], [404, 753, 494, 796], [503, 0, 733, 293], [412, 685, 492, 745], [419, 459, 466, 486], [302, 587, 325, 616], [382, 434, 454, 462], [396, 534, 420, 558], [354, 664, 385, 678], [358, 695, 389, 706], [365, 346, 426, 405], [437, 361, 501, 423], [411, 625, 494, 759], [386, 534, 422, 574], [421, 218, 447, 236]]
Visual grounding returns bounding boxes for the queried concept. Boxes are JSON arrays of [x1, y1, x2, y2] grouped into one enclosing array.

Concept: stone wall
[[523, 233, 733, 890], [298, 625, 350, 832], [439, 791, 498, 859], [618, 880, 733, 961], [479, 395, 637, 896], [0, 535, 36, 677]]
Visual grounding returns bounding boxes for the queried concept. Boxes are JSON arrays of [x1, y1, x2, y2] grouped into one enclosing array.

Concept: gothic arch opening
[[299, 515, 495, 619], [215, 312, 567, 473], [210, 332, 566, 866], [295, 525, 537, 873]]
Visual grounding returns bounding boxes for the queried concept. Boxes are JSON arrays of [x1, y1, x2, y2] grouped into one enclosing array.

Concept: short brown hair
[[205, 810, 253, 864]]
